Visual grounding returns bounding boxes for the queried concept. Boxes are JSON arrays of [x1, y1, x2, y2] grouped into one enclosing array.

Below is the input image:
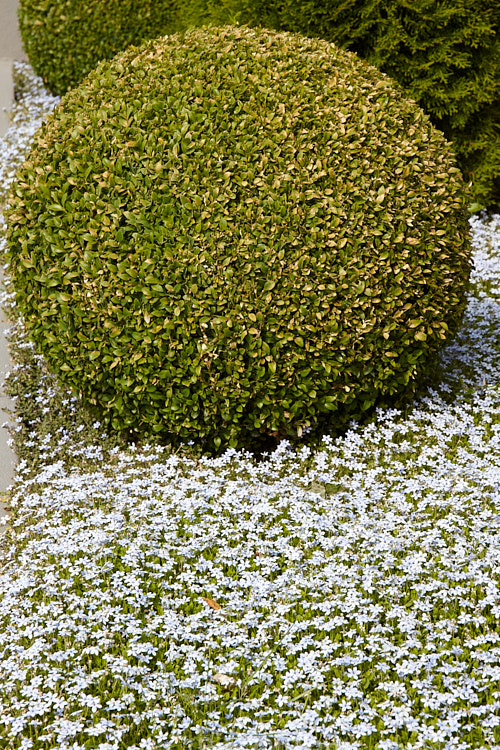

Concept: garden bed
[[0, 63, 499, 750]]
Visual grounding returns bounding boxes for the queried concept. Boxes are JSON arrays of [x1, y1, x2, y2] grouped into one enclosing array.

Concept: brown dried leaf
[[202, 596, 221, 610]]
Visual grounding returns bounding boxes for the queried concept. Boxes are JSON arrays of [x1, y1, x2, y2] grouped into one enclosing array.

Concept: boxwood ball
[[18, 0, 180, 95], [6, 26, 472, 452]]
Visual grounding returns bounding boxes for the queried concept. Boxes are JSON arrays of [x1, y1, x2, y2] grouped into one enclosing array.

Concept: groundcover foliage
[[6, 26, 472, 454], [0, 63, 500, 750]]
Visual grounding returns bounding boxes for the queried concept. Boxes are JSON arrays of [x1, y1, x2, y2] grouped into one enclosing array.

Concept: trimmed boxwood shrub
[[183, 0, 500, 208], [18, 0, 180, 95], [6, 26, 472, 453]]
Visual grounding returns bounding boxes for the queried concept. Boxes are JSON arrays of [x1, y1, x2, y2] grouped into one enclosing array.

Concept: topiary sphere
[[7, 26, 472, 453], [18, 0, 180, 95]]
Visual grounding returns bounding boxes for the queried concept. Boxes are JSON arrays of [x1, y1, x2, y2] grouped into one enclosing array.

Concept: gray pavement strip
[[0, 289, 15, 508], [0, 65, 17, 508], [0, 0, 25, 60], [0, 0, 25, 514], [0, 81, 17, 509], [0, 59, 15, 135]]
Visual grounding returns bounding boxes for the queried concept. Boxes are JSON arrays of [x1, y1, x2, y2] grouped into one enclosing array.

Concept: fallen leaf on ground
[[202, 596, 221, 610]]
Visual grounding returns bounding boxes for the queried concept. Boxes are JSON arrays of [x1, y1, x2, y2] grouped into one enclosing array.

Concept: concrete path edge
[[0, 0, 26, 510]]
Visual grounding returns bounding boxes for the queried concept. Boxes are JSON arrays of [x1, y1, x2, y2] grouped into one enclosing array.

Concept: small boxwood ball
[[18, 0, 179, 95], [6, 26, 472, 453]]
